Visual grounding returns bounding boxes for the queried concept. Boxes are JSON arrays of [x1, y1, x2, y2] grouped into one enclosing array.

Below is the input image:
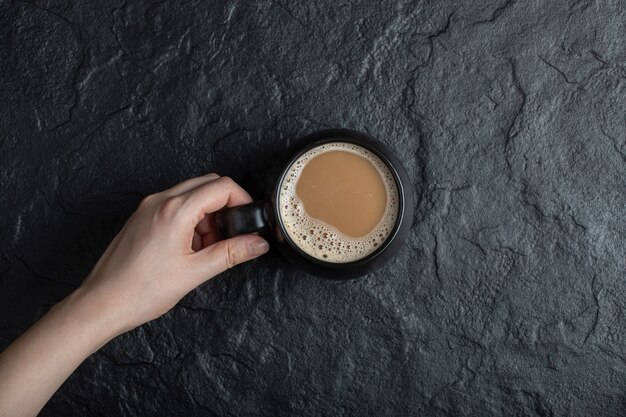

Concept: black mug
[[215, 129, 414, 279]]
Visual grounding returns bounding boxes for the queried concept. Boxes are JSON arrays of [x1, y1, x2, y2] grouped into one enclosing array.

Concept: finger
[[202, 231, 220, 248], [191, 229, 219, 252], [192, 230, 202, 252], [195, 213, 214, 235], [163, 173, 221, 197], [182, 176, 253, 223], [190, 235, 269, 283]]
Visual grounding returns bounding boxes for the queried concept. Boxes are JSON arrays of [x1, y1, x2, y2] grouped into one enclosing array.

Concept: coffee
[[278, 142, 399, 263]]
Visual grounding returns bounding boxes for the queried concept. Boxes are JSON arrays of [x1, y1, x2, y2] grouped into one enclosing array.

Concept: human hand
[[0, 174, 270, 417], [73, 173, 270, 338]]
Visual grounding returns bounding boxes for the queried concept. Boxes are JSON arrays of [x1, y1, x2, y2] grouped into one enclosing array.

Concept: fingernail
[[248, 238, 270, 256]]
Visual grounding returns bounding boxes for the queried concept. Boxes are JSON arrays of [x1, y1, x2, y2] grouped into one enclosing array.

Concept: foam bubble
[[278, 142, 399, 263]]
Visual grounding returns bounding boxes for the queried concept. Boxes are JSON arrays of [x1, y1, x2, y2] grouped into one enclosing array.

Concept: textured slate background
[[1, 0, 625, 415]]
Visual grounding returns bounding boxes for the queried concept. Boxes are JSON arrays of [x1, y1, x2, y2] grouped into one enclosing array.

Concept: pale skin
[[0, 174, 270, 417]]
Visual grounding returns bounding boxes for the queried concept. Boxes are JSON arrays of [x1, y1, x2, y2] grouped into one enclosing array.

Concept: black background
[[1, 1, 625, 416]]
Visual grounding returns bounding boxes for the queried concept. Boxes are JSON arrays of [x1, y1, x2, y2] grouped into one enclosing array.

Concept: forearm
[[0, 288, 118, 417], [0, 174, 268, 416]]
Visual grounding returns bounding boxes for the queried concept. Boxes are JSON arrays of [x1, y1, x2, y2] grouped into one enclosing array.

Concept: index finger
[[181, 176, 253, 223]]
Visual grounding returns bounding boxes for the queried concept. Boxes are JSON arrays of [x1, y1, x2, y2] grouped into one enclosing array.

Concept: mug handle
[[214, 201, 274, 239]]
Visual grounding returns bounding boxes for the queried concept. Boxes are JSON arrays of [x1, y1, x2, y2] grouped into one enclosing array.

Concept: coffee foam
[[278, 142, 399, 263]]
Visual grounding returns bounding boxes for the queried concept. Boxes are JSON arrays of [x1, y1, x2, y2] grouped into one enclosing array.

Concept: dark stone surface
[[1, 0, 625, 415]]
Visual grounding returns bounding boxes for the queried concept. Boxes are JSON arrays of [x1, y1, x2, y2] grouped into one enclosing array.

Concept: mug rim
[[271, 129, 407, 270]]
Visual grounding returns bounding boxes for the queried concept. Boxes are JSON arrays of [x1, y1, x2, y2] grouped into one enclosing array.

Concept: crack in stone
[[432, 231, 443, 284], [538, 55, 576, 85], [433, 184, 471, 193], [65, 104, 132, 159], [589, 49, 608, 66], [583, 274, 600, 345], [460, 236, 487, 256], [489, 246, 526, 257], [401, 14, 455, 227], [177, 303, 229, 314], [470, 0, 516, 26], [270, 0, 307, 29], [600, 126, 626, 162], [567, 214, 588, 231], [51, 188, 81, 216], [598, 346, 626, 367], [53, 104, 132, 211], [568, 0, 592, 17], [412, 135, 430, 226], [110, 0, 151, 73], [100, 351, 155, 367], [504, 58, 527, 173], [209, 352, 254, 372], [426, 378, 462, 403], [404, 12, 455, 119], [46, 42, 88, 133], [0, 249, 9, 287], [212, 128, 257, 154], [20, 1, 87, 133], [518, 183, 590, 233], [15, 253, 77, 288], [19, 1, 73, 26]]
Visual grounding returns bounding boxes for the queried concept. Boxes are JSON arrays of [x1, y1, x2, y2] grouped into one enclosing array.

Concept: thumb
[[192, 234, 269, 282]]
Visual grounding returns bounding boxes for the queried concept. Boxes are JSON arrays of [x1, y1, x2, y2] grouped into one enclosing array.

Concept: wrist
[[54, 286, 125, 351]]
